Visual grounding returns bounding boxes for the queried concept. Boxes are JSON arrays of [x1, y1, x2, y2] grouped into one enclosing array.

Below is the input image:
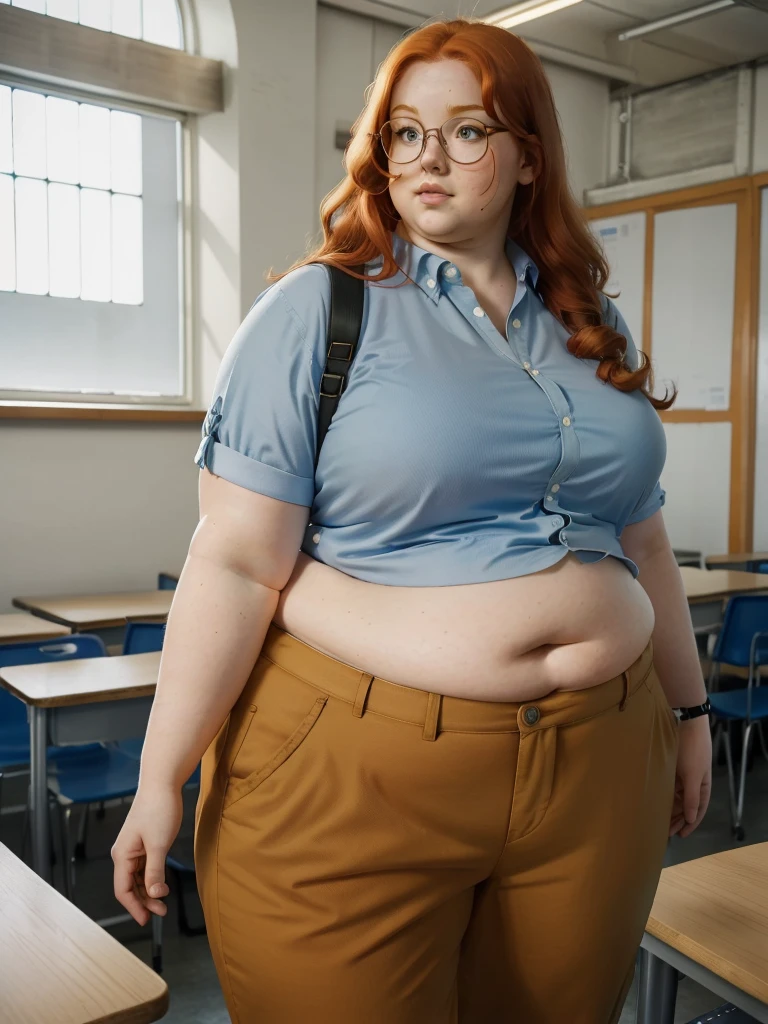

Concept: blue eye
[[395, 126, 422, 145]]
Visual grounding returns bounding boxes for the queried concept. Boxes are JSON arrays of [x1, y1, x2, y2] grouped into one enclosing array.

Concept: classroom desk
[[0, 652, 160, 884], [682, 566, 768, 633], [706, 552, 768, 572], [0, 842, 168, 1023], [12, 591, 174, 646], [0, 612, 72, 645], [638, 842, 768, 1023]]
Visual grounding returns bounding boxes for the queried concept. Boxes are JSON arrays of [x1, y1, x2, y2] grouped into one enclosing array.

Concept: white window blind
[[1, 0, 183, 49]]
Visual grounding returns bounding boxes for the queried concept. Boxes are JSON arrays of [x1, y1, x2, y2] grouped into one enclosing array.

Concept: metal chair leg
[[74, 802, 89, 860], [636, 947, 678, 1024], [151, 913, 163, 975], [735, 721, 754, 837], [722, 722, 737, 825], [20, 785, 30, 864], [712, 719, 723, 767], [757, 720, 768, 762], [56, 802, 74, 900]]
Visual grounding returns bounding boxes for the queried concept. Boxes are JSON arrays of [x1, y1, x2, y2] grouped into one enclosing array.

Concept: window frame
[[0, 1, 221, 415], [0, 73, 193, 409]]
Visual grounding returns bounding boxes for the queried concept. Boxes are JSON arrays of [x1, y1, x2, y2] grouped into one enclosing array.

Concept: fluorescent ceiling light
[[485, 0, 585, 30], [617, 0, 736, 41]]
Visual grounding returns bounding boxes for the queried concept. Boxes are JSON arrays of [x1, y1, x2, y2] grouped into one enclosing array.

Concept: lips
[[417, 185, 450, 195]]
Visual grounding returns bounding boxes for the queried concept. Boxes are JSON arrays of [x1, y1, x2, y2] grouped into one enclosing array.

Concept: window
[[0, 0, 183, 50], [0, 0, 187, 403], [1, 87, 144, 303]]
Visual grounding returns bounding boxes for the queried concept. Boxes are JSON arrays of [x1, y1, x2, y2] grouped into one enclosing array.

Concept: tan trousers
[[195, 623, 678, 1023]]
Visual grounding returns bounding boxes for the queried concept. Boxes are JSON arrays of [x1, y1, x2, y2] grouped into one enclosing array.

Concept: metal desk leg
[[29, 706, 51, 883], [637, 946, 678, 1024]]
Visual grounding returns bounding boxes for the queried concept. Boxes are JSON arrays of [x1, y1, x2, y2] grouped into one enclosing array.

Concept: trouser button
[[523, 706, 540, 726]]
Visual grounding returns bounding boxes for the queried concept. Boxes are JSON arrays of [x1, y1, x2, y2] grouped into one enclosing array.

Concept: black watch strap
[[673, 698, 712, 721]]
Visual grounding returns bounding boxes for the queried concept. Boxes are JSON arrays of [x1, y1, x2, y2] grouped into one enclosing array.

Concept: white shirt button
[[312, 533, 321, 544], [523, 362, 531, 369], [445, 266, 457, 278], [551, 516, 563, 528], [426, 278, 436, 289], [546, 494, 553, 501], [551, 483, 560, 493], [473, 307, 485, 318], [562, 416, 572, 427], [512, 319, 522, 329], [531, 369, 540, 376]]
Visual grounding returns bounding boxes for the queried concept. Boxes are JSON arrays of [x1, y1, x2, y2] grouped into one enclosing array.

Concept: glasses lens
[[379, 119, 423, 163], [441, 117, 489, 164], [379, 117, 490, 164]]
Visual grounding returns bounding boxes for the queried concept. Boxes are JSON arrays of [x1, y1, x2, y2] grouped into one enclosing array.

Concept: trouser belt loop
[[423, 692, 442, 741], [352, 672, 375, 718], [618, 670, 630, 712]]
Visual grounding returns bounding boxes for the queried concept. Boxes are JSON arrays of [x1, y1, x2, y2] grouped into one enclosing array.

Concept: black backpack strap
[[315, 264, 365, 472]]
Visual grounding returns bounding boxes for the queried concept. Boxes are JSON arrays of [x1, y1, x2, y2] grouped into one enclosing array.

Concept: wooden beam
[[0, 5, 223, 115]]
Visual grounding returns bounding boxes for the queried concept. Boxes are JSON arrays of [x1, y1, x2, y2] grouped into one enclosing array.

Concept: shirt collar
[[390, 231, 539, 304]]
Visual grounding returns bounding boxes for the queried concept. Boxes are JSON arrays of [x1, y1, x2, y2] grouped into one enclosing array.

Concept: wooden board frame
[[586, 176, 759, 552], [0, 4, 223, 115]]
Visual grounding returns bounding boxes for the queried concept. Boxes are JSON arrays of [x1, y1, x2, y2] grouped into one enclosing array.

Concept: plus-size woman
[[112, 18, 712, 1024]]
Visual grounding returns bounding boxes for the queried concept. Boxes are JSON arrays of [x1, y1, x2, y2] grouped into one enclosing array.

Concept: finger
[[142, 846, 169, 900], [135, 876, 168, 917], [669, 815, 685, 830], [114, 853, 150, 925]]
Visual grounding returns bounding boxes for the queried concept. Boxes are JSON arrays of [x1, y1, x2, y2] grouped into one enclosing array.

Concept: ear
[[518, 137, 543, 187], [517, 149, 536, 186]]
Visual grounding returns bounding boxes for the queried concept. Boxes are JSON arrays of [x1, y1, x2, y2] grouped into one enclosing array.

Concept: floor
[[2, 725, 766, 1024]]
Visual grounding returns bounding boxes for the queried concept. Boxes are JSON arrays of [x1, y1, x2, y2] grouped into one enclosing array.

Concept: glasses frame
[[371, 116, 510, 165]]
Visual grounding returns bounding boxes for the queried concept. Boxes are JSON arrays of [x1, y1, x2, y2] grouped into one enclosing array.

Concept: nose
[[420, 130, 448, 173]]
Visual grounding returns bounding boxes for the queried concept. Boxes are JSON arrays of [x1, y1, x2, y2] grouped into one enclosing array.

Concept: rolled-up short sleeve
[[195, 264, 330, 506], [625, 481, 666, 525]]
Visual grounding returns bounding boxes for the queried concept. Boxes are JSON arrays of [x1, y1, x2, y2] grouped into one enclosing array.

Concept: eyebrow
[[390, 103, 486, 116]]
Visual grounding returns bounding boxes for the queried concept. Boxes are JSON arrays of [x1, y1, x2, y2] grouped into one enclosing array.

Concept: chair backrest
[[123, 622, 165, 656], [0, 635, 107, 733], [712, 594, 768, 669], [157, 573, 177, 591]]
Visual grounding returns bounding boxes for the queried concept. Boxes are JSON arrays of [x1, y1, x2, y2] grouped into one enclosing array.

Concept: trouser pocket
[[221, 658, 329, 811]]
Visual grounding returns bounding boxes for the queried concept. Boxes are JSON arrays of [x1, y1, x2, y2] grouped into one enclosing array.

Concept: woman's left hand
[[669, 715, 712, 838]]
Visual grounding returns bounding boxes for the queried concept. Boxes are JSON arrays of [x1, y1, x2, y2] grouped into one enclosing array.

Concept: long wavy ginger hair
[[272, 18, 675, 410]]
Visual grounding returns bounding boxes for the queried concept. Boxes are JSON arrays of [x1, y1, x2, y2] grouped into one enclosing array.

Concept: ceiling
[[345, 0, 768, 87]]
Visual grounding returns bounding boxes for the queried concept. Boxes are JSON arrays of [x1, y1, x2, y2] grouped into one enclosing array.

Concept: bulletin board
[[586, 177, 758, 553], [590, 211, 646, 348]]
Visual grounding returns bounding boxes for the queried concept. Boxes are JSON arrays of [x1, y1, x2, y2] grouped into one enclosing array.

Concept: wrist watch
[[672, 698, 711, 722]]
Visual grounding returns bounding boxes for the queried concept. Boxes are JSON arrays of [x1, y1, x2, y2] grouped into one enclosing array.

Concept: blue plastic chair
[[0, 636, 107, 827], [124, 621, 166, 655], [707, 594, 768, 840], [157, 573, 178, 590]]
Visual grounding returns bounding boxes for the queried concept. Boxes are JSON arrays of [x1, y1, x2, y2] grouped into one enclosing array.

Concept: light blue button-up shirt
[[196, 232, 666, 585]]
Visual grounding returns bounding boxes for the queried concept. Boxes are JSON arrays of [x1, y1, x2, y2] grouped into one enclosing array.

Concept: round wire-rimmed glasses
[[372, 116, 509, 165]]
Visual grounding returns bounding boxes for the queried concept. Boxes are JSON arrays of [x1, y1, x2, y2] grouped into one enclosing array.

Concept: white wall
[[314, 6, 609, 217], [754, 64, 768, 175], [0, 1, 611, 613]]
